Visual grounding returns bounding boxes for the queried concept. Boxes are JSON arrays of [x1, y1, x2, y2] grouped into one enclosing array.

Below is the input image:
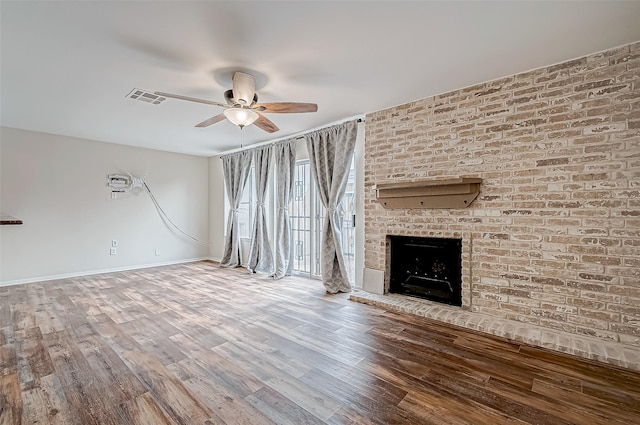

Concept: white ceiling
[[2, 1, 640, 156]]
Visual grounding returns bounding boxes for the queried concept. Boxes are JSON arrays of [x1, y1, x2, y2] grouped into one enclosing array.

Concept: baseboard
[[0, 257, 211, 288]]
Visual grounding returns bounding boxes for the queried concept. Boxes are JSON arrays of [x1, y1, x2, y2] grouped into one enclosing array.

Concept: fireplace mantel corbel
[[374, 177, 482, 209]]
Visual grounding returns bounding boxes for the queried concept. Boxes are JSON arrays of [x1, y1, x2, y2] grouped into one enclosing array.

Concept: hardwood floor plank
[[168, 336, 264, 397], [326, 405, 383, 425], [518, 344, 640, 393], [245, 385, 327, 425], [89, 313, 144, 353], [255, 317, 366, 367], [15, 327, 55, 388], [581, 379, 640, 412], [123, 327, 188, 366], [43, 330, 129, 425], [423, 369, 573, 425], [2, 261, 640, 424], [299, 367, 427, 425], [32, 288, 67, 335], [213, 322, 313, 379], [486, 375, 627, 425], [168, 358, 273, 425], [453, 332, 522, 353], [91, 299, 147, 325], [399, 390, 530, 425], [118, 348, 217, 424], [75, 334, 148, 402], [0, 326, 17, 380], [213, 341, 343, 421], [0, 373, 22, 425], [126, 392, 176, 425], [0, 290, 10, 327], [372, 347, 435, 380], [531, 378, 640, 423], [265, 326, 412, 409], [368, 325, 532, 388], [20, 373, 77, 425], [160, 310, 227, 349], [263, 332, 361, 379], [11, 301, 37, 332]]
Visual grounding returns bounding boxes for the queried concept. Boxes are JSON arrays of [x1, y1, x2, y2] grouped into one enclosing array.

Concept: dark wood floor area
[[1, 261, 639, 424]]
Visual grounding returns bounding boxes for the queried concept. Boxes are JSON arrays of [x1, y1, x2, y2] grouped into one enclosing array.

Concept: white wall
[[0, 127, 209, 284]]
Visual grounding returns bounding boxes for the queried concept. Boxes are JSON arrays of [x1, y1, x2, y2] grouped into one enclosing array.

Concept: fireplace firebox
[[388, 236, 462, 306]]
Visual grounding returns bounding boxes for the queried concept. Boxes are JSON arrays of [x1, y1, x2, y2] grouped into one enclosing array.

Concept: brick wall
[[364, 42, 640, 347]]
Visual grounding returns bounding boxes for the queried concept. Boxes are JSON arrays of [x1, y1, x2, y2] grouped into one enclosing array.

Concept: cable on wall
[[107, 172, 210, 244], [141, 181, 211, 245]]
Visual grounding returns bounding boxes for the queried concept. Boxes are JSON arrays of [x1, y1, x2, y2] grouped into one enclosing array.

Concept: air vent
[[126, 89, 166, 105]]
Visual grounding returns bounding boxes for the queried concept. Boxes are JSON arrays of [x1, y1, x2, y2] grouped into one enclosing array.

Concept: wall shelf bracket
[[1, 214, 23, 225], [375, 177, 482, 209]]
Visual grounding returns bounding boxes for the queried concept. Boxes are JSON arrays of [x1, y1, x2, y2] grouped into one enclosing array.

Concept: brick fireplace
[[358, 42, 640, 367]]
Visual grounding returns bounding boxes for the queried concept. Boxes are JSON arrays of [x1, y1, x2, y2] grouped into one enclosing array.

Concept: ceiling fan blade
[[254, 102, 318, 113], [195, 113, 227, 128], [155, 92, 226, 107], [254, 113, 279, 133], [232, 72, 255, 106]]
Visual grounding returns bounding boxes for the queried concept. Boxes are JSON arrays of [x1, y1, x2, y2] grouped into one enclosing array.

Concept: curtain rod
[[218, 117, 365, 157], [295, 118, 364, 140]]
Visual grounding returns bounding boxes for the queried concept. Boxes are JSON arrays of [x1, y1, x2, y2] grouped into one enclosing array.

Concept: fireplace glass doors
[[388, 236, 462, 306]]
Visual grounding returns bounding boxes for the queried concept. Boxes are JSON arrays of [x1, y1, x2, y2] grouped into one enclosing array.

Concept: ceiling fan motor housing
[[224, 89, 258, 107], [232, 72, 256, 106]]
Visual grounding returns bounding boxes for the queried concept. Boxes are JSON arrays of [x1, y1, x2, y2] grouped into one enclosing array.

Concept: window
[[222, 154, 357, 283], [340, 157, 357, 281], [290, 161, 316, 276], [237, 167, 255, 238], [289, 158, 356, 283], [224, 167, 255, 238]]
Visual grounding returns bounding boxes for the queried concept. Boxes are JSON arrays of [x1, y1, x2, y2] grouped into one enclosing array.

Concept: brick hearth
[[350, 290, 640, 371]]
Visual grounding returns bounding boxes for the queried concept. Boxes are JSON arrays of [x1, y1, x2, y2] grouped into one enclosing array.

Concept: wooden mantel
[[375, 177, 482, 209]]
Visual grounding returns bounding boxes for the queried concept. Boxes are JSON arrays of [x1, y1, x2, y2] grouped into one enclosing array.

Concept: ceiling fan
[[155, 72, 317, 133]]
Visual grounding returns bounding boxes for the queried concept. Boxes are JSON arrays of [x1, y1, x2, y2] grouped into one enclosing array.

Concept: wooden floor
[[2, 262, 640, 425]]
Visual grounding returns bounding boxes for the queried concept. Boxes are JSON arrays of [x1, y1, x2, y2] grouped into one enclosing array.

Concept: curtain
[[270, 140, 296, 279], [220, 150, 252, 267], [305, 120, 358, 293], [247, 146, 274, 274]]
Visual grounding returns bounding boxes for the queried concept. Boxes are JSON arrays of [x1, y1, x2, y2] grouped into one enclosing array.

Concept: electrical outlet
[[110, 247, 117, 255], [155, 249, 160, 256], [111, 192, 117, 199], [111, 240, 118, 247]]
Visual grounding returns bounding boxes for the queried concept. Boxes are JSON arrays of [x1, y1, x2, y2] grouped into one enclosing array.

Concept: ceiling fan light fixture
[[223, 107, 259, 128], [157, 71, 316, 133]]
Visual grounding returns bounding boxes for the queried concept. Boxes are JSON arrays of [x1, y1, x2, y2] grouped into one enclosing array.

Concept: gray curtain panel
[[247, 146, 274, 274], [271, 140, 296, 279], [305, 120, 358, 293], [220, 150, 252, 267]]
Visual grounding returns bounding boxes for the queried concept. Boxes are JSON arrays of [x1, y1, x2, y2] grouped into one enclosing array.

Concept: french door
[[289, 159, 356, 283]]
